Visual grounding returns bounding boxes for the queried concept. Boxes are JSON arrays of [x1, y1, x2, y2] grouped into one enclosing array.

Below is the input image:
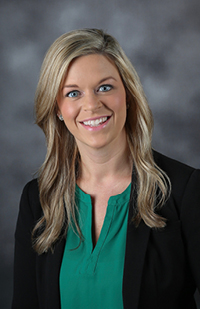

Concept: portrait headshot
[[0, 0, 200, 308]]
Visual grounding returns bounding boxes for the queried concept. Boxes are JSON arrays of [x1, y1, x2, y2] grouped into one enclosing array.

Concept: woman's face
[[57, 54, 127, 152]]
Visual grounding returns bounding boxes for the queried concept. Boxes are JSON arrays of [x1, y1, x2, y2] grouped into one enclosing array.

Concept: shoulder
[[17, 179, 42, 228], [153, 149, 199, 185], [153, 150, 196, 178], [153, 150, 200, 205], [22, 178, 40, 201], [21, 178, 40, 204]]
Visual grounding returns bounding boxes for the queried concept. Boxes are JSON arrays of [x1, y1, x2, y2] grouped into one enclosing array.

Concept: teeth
[[83, 117, 108, 127]]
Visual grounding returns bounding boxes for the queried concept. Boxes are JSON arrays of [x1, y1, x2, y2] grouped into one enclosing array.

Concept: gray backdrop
[[0, 0, 200, 307]]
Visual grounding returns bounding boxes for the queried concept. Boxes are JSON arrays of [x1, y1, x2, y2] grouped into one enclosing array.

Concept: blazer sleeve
[[180, 169, 200, 291], [12, 180, 40, 308]]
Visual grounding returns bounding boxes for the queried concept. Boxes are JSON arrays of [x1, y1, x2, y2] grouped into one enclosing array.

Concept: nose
[[82, 91, 102, 111]]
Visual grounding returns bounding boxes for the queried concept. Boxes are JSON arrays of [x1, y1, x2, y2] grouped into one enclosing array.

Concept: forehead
[[64, 54, 120, 83]]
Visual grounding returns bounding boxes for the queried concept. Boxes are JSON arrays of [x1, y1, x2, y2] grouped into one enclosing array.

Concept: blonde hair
[[34, 28, 170, 254]]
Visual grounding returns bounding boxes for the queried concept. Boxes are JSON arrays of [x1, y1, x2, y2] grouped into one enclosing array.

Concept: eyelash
[[65, 84, 113, 98], [97, 84, 113, 92], [66, 90, 80, 98]]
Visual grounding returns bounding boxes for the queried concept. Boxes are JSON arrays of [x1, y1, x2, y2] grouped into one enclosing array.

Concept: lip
[[79, 115, 112, 131]]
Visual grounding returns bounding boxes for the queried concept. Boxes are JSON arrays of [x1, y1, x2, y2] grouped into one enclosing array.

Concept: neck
[[77, 135, 132, 185]]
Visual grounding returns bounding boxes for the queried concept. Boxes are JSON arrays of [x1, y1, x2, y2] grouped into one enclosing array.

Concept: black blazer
[[12, 151, 200, 308]]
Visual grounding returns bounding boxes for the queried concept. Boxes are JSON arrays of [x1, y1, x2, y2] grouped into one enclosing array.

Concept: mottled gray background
[[0, 0, 200, 307]]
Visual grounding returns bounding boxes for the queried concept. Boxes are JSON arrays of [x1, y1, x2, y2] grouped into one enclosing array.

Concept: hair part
[[33, 28, 171, 254]]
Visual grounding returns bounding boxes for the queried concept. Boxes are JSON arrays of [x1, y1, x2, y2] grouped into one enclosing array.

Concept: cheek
[[60, 104, 78, 121], [112, 92, 127, 114]]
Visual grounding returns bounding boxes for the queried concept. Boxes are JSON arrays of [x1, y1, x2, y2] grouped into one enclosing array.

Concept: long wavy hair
[[34, 28, 171, 254]]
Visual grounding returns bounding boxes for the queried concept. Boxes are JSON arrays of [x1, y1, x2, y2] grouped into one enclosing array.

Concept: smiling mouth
[[81, 116, 111, 127]]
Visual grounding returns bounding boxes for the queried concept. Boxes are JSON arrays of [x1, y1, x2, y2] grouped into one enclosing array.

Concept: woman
[[12, 29, 200, 308]]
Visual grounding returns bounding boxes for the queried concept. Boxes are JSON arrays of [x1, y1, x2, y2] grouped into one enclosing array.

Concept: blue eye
[[67, 90, 79, 98], [98, 85, 112, 92]]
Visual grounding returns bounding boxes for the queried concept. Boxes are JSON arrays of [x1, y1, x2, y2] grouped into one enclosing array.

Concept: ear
[[55, 103, 63, 121], [125, 90, 131, 109], [58, 114, 64, 121]]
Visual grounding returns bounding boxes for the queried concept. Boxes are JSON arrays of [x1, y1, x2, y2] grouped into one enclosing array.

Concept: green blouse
[[60, 183, 131, 308]]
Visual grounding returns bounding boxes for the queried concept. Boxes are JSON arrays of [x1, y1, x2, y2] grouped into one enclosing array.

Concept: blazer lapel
[[123, 170, 151, 309], [37, 237, 65, 309]]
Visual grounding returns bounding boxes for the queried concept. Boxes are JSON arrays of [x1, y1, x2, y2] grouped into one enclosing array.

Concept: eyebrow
[[62, 76, 117, 90], [98, 76, 117, 84]]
